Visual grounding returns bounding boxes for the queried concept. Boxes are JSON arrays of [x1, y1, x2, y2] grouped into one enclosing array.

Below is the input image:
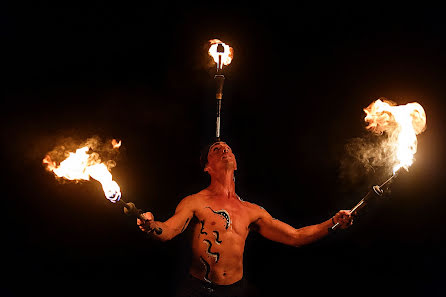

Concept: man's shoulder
[[242, 200, 267, 212], [179, 189, 210, 204]]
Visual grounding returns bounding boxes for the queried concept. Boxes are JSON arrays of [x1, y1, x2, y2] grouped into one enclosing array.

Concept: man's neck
[[208, 169, 236, 197]]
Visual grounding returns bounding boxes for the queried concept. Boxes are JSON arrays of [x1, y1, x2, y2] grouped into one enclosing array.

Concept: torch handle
[[331, 185, 383, 231], [119, 200, 163, 235], [215, 74, 225, 100]]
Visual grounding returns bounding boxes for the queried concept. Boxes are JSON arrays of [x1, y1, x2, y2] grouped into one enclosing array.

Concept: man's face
[[205, 142, 237, 173]]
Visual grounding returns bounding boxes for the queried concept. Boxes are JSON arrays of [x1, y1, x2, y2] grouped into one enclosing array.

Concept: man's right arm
[[137, 195, 195, 242]]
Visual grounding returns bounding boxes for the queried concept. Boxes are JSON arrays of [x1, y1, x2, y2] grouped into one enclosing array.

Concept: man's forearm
[[293, 218, 334, 247], [146, 221, 171, 242]]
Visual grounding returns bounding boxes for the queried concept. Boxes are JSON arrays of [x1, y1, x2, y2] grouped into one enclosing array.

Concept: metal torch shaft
[[214, 74, 225, 141], [330, 168, 403, 231], [216, 98, 222, 141], [379, 171, 399, 189], [331, 185, 383, 231], [118, 199, 163, 235]]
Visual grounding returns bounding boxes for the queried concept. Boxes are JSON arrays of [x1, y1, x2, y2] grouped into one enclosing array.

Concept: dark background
[[3, 3, 446, 296]]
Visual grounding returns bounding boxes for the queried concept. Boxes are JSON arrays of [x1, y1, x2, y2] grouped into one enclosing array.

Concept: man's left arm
[[251, 205, 352, 247]]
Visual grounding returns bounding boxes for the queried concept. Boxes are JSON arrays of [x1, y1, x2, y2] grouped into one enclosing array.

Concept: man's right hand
[[137, 212, 154, 233]]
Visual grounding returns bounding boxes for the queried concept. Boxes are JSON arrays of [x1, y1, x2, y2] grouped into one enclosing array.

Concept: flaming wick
[[332, 99, 426, 231], [208, 39, 233, 141], [43, 139, 161, 234]]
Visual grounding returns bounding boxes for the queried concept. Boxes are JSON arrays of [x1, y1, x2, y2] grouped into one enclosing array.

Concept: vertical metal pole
[[214, 74, 225, 141], [216, 98, 222, 141]]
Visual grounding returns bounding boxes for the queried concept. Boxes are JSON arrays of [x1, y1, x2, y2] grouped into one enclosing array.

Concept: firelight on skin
[[137, 141, 353, 286]]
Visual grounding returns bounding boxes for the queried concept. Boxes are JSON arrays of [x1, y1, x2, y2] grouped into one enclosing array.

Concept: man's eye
[[213, 147, 220, 151]]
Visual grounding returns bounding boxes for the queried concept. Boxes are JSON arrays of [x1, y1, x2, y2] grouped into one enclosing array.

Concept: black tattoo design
[[181, 217, 190, 233], [206, 207, 231, 229], [203, 239, 220, 263], [212, 231, 222, 244], [200, 256, 211, 283], [199, 220, 207, 236]]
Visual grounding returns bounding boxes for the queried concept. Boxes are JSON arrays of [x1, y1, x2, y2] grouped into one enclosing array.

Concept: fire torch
[[43, 139, 162, 234], [208, 39, 234, 141], [331, 168, 401, 231], [117, 198, 163, 235], [331, 99, 426, 231]]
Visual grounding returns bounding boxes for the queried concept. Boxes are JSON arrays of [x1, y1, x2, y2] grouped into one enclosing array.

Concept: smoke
[[340, 132, 397, 185], [339, 97, 426, 186]]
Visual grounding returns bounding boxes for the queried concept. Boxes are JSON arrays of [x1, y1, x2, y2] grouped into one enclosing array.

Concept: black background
[[3, 3, 446, 296]]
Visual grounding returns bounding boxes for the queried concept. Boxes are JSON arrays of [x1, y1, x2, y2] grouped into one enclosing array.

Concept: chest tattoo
[[203, 239, 220, 263], [196, 207, 234, 280], [199, 220, 208, 236], [205, 207, 231, 230], [200, 256, 212, 283], [212, 231, 222, 244]]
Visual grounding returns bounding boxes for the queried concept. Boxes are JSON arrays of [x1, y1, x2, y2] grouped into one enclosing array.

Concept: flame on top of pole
[[208, 39, 234, 71], [363, 99, 426, 173]]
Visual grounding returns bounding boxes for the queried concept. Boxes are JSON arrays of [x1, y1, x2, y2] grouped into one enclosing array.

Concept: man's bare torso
[[187, 189, 260, 285], [138, 141, 352, 290]]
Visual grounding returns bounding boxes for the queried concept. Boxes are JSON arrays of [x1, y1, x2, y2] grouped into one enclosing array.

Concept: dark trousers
[[175, 274, 258, 297]]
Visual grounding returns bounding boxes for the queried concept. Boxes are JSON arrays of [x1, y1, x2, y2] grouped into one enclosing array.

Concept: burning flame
[[43, 140, 122, 203], [208, 39, 233, 70], [364, 99, 426, 173], [112, 139, 121, 149]]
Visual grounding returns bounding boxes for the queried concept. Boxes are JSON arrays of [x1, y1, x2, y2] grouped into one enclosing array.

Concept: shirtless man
[[137, 141, 352, 296]]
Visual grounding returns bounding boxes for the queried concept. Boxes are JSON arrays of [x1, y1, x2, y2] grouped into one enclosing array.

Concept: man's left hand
[[333, 210, 353, 229]]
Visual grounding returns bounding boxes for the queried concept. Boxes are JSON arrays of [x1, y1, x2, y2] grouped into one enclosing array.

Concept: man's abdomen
[[190, 226, 246, 285]]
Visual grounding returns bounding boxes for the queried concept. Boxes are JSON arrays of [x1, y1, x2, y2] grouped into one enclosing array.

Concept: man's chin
[[224, 161, 236, 170]]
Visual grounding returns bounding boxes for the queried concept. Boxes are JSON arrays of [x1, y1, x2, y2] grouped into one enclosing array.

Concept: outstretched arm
[[251, 205, 352, 247], [137, 195, 195, 242]]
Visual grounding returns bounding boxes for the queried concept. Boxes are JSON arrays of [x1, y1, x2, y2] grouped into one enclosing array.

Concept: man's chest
[[193, 198, 253, 236]]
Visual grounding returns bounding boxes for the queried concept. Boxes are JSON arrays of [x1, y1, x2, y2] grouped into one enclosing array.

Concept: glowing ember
[[364, 99, 426, 173], [208, 39, 234, 70], [43, 144, 121, 203], [112, 139, 121, 149]]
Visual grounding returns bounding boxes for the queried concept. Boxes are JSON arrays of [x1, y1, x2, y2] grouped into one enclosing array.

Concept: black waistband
[[188, 274, 244, 289]]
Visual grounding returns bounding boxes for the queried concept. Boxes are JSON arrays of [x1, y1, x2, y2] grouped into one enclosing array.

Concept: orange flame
[[208, 39, 233, 70], [112, 139, 121, 149], [364, 99, 426, 173], [43, 144, 121, 202]]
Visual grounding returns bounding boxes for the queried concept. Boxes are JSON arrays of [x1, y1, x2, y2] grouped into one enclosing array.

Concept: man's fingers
[[334, 210, 353, 229], [141, 212, 154, 221]]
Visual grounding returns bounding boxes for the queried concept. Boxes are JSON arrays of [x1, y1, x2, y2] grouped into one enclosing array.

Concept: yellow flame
[[43, 145, 121, 202], [364, 99, 426, 173], [208, 39, 234, 70]]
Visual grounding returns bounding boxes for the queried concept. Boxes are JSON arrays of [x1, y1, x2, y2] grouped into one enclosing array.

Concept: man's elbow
[[291, 229, 307, 248], [158, 236, 171, 242]]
